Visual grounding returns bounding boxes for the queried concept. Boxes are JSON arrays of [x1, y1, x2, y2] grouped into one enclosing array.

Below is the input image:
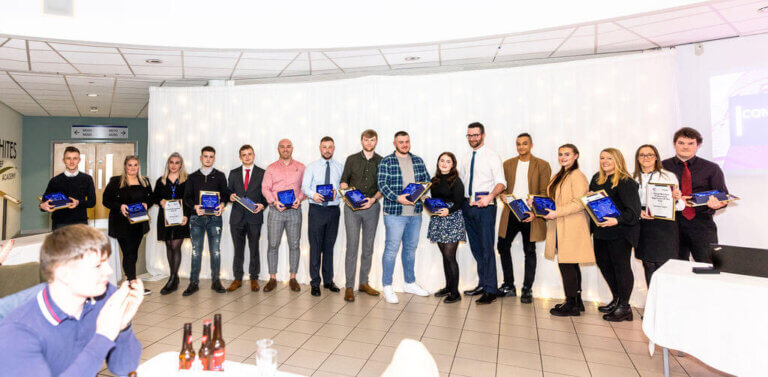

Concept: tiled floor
[[101, 278, 733, 377]]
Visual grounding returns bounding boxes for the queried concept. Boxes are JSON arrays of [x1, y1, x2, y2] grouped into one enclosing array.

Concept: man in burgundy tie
[[227, 145, 267, 292], [662, 127, 729, 262]]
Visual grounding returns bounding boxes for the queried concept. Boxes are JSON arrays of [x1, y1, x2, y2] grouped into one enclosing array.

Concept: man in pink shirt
[[262, 138, 306, 292]]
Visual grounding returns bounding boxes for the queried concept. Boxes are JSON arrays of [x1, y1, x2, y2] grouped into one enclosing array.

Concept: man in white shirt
[[459, 122, 506, 304]]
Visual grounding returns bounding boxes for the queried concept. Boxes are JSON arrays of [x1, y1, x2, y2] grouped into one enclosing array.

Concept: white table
[[642, 259, 768, 377], [137, 352, 304, 376]]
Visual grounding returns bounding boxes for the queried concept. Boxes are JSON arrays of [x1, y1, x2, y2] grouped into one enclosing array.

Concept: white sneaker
[[404, 283, 429, 297], [383, 285, 399, 304]]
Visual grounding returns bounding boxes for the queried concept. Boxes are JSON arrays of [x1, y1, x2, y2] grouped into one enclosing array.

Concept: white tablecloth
[[137, 352, 303, 376], [4, 231, 122, 286], [642, 259, 768, 377]]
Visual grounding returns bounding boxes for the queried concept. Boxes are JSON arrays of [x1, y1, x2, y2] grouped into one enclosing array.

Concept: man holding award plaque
[[496, 133, 551, 303], [262, 139, 306, 292], [339, 129, 383, 302], [182, 146, 230, 296], [226, 145, 267, 292], [459, 122, 506, 304], [301, 137, 343, 297], [662, 127, 730, 263], [39, 146, 96, 230]]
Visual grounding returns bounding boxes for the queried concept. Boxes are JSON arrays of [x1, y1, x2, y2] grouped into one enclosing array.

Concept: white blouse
[[636, 169, 686, 211]]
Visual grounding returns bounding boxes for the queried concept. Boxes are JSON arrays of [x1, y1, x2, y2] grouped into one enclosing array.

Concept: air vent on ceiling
[[44, 0, 74, 16]]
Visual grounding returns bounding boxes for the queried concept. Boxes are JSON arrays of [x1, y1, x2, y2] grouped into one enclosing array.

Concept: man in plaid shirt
[[377, 130, 431, 304]]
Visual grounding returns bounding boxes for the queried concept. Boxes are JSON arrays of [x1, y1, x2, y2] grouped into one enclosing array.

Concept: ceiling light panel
[[123, 53, 182, 66]]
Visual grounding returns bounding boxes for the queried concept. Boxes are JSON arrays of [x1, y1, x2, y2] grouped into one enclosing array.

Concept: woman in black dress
[[633, 144, 682, 287], [153, 152, 190, 295], [589, 148, 641, 322], [426, 152, 466, 304], [103, 155, 153, 294]]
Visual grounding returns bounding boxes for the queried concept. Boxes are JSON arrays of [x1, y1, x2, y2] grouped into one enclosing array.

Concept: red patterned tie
[[681, 162, 694, 220], [244, 169, 250, 192]]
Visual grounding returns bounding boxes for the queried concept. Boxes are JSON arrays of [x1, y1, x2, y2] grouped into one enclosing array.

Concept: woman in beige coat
[[541, 144, 594, 317]]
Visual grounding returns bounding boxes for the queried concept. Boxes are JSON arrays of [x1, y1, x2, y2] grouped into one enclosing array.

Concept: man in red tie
[[662, 127, 729, 262], [227, 145, 267, 292]]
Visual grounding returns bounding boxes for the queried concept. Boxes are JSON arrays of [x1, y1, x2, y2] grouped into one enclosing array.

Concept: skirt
[[635, 218, 678, 263], [427, 208, 467, 243]]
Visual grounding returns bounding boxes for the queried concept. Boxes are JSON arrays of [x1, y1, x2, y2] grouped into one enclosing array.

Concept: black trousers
[[558, 263, 582, 298], [677, 215, 717, 263], [497, 217, 536, 289], [594, 238, 634, 302], [642, 261, 666, 287], [308, 205, 340, 287], [117, 228, 145, 281], [230, 221, 262, 281]]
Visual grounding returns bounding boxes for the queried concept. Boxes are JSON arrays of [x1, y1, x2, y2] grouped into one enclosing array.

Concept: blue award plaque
[[688, 190, 737, 207], [474, 191, 493, 204], [581, 190, 620, 224], [233, 195, 258, 213], [401, 182, 431, 203], [41, 192, 72, 211], [529, 195, 556, 217], [424, 198, 449, 215], [317, 184, 334, 202], [200, 191, 220, 215], [127, 202, 149, 223], [277, 190, 296, 207], [502, 194, 531, 221], [341, 188, 367, 210]]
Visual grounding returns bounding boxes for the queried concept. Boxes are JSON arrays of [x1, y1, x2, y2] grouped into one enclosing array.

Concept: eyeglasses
[[638, 154, 656, 159], [465, 134, 482, 139]]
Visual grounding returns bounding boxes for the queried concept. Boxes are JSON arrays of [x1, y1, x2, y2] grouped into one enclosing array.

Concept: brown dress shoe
[[289, 278, 301, 292], [344, 287, 355, 302], [263, 278, 277, 292], [358, 283, 380, 296], [250, 280, 260, 292], [227, 280, 242, 292]]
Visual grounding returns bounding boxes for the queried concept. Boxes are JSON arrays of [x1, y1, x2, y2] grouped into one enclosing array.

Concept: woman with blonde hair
[[103, 155, 153, 294], [588, 147, 641, 322], [152, 152, 190, 294], [541, 144, 594, 316]]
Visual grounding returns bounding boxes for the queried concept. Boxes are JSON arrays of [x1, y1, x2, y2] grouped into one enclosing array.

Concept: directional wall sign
[[71, 125, 129, 139]]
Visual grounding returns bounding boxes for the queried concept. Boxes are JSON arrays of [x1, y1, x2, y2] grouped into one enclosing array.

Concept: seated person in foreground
[[0, 225, 143, 376]]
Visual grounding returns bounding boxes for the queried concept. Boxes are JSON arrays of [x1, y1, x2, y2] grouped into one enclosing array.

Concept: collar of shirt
[[36, 285, 97, 326], [674, 155, 698, 166], [241, 165, 254, 177], [200, 167, 214, 176], [63, 170, 79, 178], [302, 158, 343, 205], [460, 145, 506, 198]]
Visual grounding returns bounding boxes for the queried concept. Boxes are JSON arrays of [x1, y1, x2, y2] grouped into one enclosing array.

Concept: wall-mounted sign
[[71, 125, 128, 139]]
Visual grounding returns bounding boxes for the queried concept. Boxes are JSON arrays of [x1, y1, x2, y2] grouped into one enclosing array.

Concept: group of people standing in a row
[[39, 124, 729, 322]]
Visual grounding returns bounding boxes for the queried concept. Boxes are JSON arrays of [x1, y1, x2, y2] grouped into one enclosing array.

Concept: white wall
[[0, 101, 22, 239], [676, 34, 768, 249]]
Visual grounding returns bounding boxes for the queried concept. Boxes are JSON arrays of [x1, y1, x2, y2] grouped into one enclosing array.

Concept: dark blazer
[[103, 176, 153, 238], [228, 165, 268, 225], [589, 173, 641, 247]]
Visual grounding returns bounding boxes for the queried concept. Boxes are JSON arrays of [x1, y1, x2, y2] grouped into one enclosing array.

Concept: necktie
[[468, 151, 476, 198], [681, 161, 694, 220], [244, 168, 250, 192], [323, 161, 330, 207]]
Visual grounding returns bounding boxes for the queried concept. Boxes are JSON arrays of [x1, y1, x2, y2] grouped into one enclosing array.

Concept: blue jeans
[[0, 283, 45, 321], [382, 215, 422, 286], [189, 215, 223, 284], [462, 203, 498, 294]]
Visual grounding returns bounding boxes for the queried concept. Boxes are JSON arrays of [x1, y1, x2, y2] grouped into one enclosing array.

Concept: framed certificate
[[581, 190, 621, 225], [316, 184, 335, 202], [233, 195, 259, 213], [339, 187, 367, 211], [39, 192, 72, 211], [277, 189, 296, 207], [199, 191, 220, 215], [501, 194, 531, 222], [423, 197, 449, 216], [528, 195, 556, 218], [164, 199, 184, 226], [687, 190, 739, 207], [401, 182, 431, 203], [127, 203, 150, 224], [646, 183, 675, 221]]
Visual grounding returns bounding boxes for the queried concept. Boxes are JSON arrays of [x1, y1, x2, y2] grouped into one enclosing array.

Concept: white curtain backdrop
[[147, 50, 679, 307]]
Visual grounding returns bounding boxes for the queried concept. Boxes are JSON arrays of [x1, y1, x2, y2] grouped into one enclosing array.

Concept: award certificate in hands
[[200, 191, 220, 215], [646, 183, 675, 221], [164, 199, 184, 226]]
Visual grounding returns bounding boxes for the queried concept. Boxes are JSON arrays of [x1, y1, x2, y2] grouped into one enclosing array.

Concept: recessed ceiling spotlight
[[88, 81, 95, 84], [759, 6, 768, 13], [87, 93, 98, 97], [145, 58, 163, 64], [404, 56, 420, 61], [90, 107, 98, 112]]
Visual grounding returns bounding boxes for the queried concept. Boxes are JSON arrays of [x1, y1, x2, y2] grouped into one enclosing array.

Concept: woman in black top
[[589, 148, 641, 322], [426, 152, 466, 303], [152, 152, 191, 295], [103, 155, 153, 293]]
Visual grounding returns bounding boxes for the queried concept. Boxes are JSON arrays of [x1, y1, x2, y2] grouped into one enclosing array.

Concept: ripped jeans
[[189, 215, 223, 284]]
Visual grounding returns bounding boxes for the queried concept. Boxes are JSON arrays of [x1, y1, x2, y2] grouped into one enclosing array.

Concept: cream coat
[[544, 169, 595, 264]]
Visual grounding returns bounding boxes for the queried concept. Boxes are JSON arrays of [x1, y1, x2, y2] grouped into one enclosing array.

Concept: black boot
[[182, 282, 199, 296], [498, 283, 516, 297], [434, 287, 450, 298], [160, 274, 179, 295], [550, 297, 580, 317], [520, 287, 533, 304], [576, 293, 585, 312], [598, 297, 619, 313], [603, 301, 633, 322]]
